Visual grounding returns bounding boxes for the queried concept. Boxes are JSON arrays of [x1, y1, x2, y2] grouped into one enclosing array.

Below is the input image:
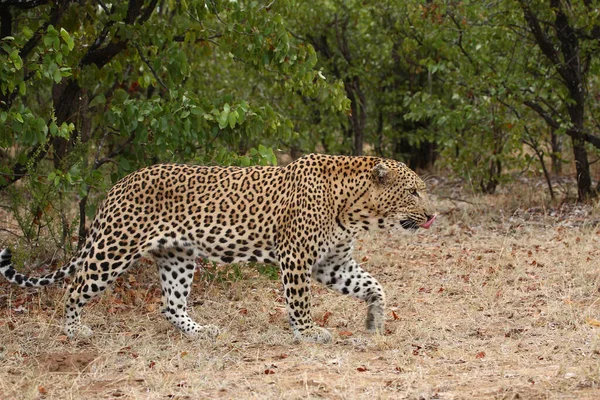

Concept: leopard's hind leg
[[152, 248, 219, 339], [64, 250, 140, 338]]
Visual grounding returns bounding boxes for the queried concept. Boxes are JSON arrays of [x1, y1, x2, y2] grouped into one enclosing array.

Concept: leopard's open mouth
[[400, 215, 436, 231], [420, 215, 436, 229]]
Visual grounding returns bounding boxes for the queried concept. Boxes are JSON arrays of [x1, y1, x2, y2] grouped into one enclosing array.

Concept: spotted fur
[[0, 154, 434, 343]]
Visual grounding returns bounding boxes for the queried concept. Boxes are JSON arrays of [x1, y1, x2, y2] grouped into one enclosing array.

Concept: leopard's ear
[[372, 163, 391, 185]]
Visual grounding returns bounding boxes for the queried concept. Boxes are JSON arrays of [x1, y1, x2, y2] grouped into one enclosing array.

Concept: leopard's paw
[[293, 326, 332, 344], [190, 324, 220, 340], [65, 324, 94, 339], [366, 305, 385, 334]]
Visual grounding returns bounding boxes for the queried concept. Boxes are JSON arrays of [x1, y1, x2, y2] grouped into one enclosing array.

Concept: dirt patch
[[35, 351, 98, 373]]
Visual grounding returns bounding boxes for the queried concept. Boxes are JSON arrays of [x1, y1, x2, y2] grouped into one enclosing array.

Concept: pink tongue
[[420, 215, 436, 229]]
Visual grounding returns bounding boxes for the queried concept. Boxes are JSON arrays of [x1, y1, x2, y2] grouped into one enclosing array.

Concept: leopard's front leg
[[313, 242, 386, 334], [280, 265, 332, 344]]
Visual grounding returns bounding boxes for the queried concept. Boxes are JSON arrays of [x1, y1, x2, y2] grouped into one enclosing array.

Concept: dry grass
[[1, 180, 600, 399]]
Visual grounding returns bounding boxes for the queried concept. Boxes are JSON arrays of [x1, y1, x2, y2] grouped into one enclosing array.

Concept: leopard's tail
[[0, 248, 78, 288]]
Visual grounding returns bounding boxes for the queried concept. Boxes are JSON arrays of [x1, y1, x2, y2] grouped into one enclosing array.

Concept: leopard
[[0, 153, 435, 343]]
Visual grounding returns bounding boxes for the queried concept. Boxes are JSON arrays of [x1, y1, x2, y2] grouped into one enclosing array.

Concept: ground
[[1, 179, 600, 399]]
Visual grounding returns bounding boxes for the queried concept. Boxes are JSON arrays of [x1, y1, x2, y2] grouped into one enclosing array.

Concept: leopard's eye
[[410, 189, 419, 197]]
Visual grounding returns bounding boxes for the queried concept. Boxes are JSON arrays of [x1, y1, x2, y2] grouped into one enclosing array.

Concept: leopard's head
[[366, 160, 435, 231]]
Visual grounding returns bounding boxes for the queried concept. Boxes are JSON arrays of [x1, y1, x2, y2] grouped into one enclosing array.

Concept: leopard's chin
[[399, 219, 419, 231]]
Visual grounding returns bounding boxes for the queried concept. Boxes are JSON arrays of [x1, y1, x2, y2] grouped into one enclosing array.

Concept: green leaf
[[258, 144, 268, 157], [239, 156, 251, 167], [218, 110, 230, 129], [228, 112, 237, 129], [35, 117, 46, 132], [49, 122, 58, 136], [60, 28, 75, 51], [9, 50, 22, 70], [53, 68, 62, 83], [89, 94, 106, 108]]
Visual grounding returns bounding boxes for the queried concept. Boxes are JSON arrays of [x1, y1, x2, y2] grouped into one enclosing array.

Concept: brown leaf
[[238, 308, 248, 315], [264, 369, 275, 375], [317, 311, 333, 327], [357, 366, 368, 372], [38, 386, 48, 395], [476, 351, 486, 359], [338, 330, 353, 337], [412, 344, 422, 356], [149, 361, 156, 369], [391, 311, 400, 320], [181, 351, 188, 358]]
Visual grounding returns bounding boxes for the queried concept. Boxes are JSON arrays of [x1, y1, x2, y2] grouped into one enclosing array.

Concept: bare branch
[[523, 100, 560, 129], [0, 140, 51, 191], [448, 11, 476, 68], [134, 42, 168, 90], [518, 1, 561, 66], [257, 0, 275, 13], [94, 132, 136, 169]]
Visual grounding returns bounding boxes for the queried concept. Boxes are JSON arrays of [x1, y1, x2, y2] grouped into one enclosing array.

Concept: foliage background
[[1, 0, 600, 250]]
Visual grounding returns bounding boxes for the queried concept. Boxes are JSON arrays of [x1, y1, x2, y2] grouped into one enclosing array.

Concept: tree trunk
[[345, 76, 366, 156], [394, 138, 437, 170], [567, 87, 593, 201], [571, 137, 592, 201], [550, 127, 562, 174]]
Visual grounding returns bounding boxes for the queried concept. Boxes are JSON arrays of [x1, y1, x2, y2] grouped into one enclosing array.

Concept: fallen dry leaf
[[586, 317, 600, 327], [146, 303, 158, 312], [317, 311, 333, 327]]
